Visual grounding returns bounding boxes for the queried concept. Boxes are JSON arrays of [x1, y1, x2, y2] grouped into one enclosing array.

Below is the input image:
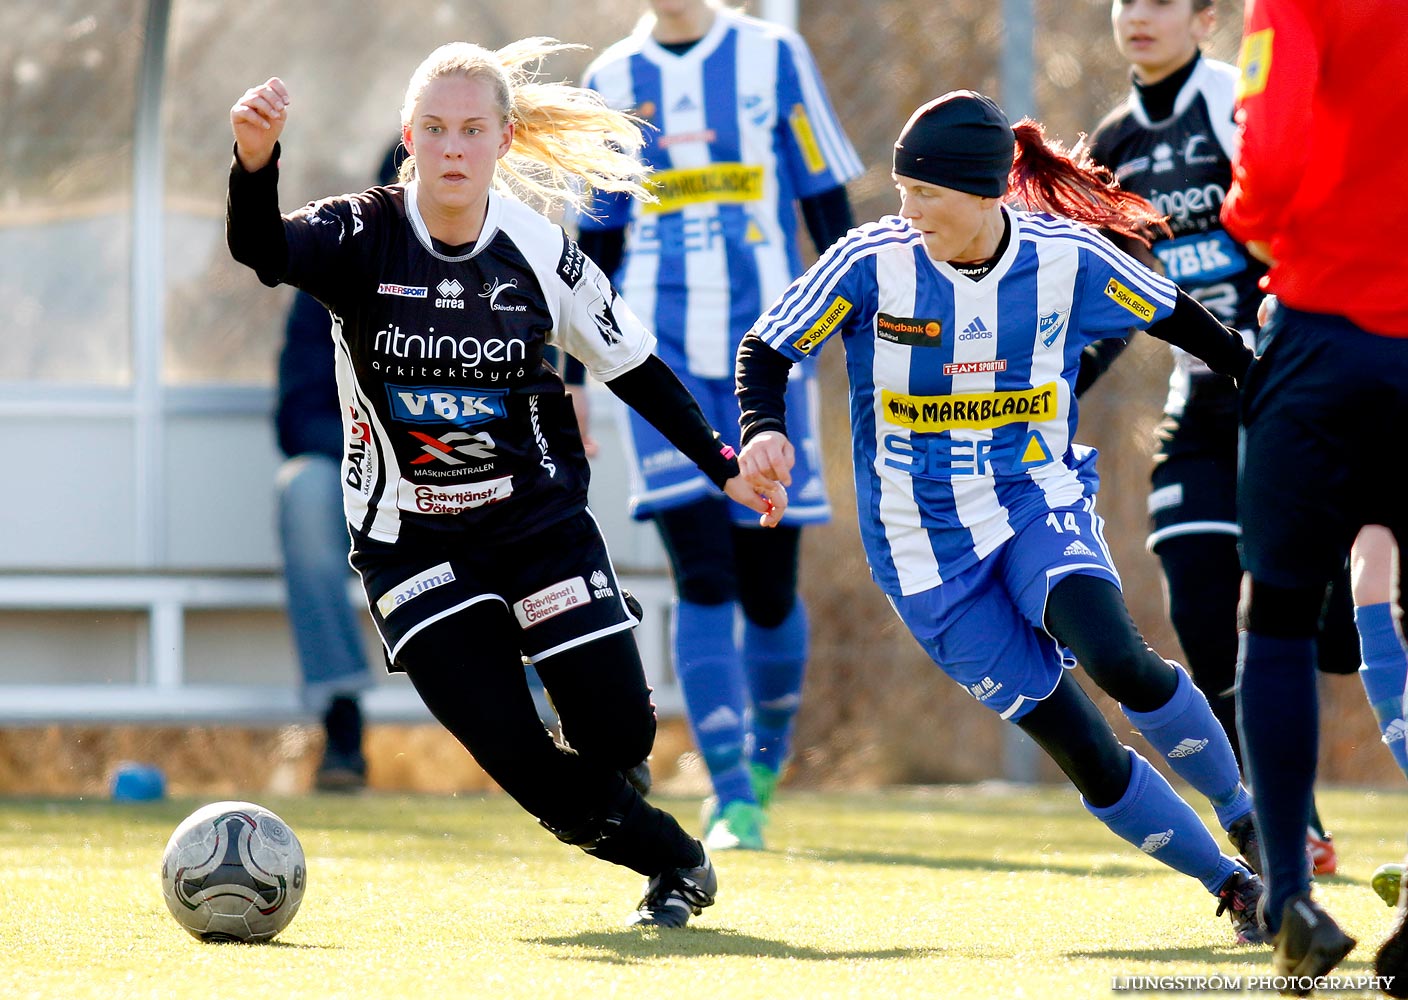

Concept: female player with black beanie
[[227, 39, 785, 929], [736, 90, 1266, 943]]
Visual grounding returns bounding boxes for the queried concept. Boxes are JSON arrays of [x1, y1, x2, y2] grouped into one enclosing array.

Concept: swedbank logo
[[1104, 278, 1156, 323], [793, 296, 852, 353], [876, 313, 944, 347]]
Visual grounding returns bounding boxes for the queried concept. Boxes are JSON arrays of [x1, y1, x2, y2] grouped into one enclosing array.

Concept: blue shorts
[[621, 366, 830, 525], [889, 499, 1122, 720], [349, 509, 638, 666]]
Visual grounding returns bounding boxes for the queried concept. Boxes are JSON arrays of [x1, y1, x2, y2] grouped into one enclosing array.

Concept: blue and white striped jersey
[[752, 205, 1179, 596], [579, 9, 862, 378]]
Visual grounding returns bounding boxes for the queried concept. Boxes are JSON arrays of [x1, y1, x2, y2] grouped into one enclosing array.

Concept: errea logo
[[589, 569, 614, 599], [436, 278, 465, 309]]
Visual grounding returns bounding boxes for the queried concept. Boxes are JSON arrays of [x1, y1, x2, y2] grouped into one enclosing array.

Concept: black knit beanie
[[892, 90, 1014, 198]]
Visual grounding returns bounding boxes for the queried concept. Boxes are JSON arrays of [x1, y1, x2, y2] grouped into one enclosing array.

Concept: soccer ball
[[160, 800, 306, 942]]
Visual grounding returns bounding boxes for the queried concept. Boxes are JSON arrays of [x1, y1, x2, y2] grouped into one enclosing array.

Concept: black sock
[[323, 696, 364, 761], [582, 782, 703, 876]]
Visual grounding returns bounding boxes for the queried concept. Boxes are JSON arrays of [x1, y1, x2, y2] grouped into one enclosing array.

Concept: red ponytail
[[1007, 119, 1170, 245]]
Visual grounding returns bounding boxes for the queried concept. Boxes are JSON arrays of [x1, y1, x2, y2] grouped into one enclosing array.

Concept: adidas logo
[[1063, 540, 1098, 558], [958, 316, 993, 341], [1140, 829, 1175, 853], [696, 705, 742, 732], [1169, 737, 1209, 758], [1385, 720, 1407, 745], [672, 94, 698, 113]]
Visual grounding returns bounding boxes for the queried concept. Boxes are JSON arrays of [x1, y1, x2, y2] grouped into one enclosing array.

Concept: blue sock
[[1123, 663, 1251, 829], [744, 602, 808, 774], [1356, 602, 1408, 780], [1084, 748, 1238, 893], [673, 599, 754, 806], [1237, 630, 1317, 932]]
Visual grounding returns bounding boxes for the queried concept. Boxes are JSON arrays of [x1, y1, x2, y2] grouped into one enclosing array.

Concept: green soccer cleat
[[749, 762, 782, 811], [1374, 863, 1404, 908], [704, 800, 766, 851]]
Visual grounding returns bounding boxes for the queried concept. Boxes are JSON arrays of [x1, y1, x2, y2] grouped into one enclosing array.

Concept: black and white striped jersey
[[273, 182, 655, 545], [1090, 57, 1263, 427]]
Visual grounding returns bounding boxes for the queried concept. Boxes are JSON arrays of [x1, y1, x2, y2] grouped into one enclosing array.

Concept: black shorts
[[1147, 451, 1238, 552], [350, 509, 639, 668], [1240, 305, 1408, 589]]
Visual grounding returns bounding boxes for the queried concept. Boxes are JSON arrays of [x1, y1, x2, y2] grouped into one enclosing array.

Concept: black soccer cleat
[[1216, 867, 1271, 946], [1271, 891, 1356, 993], [1227, 812, 1264, 877], [627, 844, 717, 928], [625, 758, 653, 797]]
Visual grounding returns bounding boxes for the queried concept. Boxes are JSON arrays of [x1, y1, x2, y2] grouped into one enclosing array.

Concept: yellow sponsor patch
[[882, 383, 1059, 432], [792, 296, 852, 353], [789, 104, 827, 174], [643, 163, 765, 214], [1237, 28, 1273, 99], [1104, 278, 1157, 323]]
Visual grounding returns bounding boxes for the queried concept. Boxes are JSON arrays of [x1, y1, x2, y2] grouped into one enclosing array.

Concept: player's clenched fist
[[230, 77, 291, 172]]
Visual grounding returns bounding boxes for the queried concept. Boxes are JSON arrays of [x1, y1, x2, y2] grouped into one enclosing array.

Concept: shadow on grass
[[528, 927, 941, 964], [798, 846, 1157, 879]]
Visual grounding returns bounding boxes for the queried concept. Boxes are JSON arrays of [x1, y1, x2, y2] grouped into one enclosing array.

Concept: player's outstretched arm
[[231, 77, 291, 172]]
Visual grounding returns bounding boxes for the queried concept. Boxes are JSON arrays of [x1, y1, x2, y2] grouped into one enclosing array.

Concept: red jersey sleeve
[[1220, 0, 1320, 248]]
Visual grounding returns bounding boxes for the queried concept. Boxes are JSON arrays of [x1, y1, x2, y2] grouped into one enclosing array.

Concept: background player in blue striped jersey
[[577, 0, 862, 850], [737, 91, 1269, 942]]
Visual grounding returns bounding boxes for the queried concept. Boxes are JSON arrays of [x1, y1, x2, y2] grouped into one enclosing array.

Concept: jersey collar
[[928, 204, 1020, 288], [404, 181, 504, 262]]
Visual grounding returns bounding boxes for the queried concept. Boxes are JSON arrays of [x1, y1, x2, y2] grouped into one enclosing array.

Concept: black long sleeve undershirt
[[736, 334, 795, 446], [1145, 288, 1254, 383], [605, 355, 740, 489], [1074, 337, 1132, 397], [226, 142, 289, 287]]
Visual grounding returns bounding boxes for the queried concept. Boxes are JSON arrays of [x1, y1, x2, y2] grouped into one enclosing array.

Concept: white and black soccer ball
[[160, 800, 306, 942]]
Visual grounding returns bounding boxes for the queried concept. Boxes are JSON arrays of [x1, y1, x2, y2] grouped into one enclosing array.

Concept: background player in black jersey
[[1083, 0, 1371, 878], [228, 39, 785, 928]]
